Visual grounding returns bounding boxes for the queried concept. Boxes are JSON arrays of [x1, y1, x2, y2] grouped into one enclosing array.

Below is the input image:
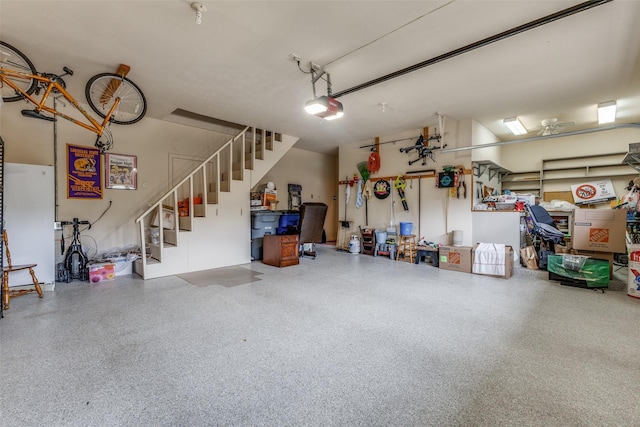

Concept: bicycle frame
[[0, 67, 120, 137]]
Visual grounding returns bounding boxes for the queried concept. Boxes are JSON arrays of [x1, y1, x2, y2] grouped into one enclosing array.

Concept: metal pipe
[[332, 0, 612, 99], [53, 97, 59, 221], [441, 122, 640, 153]]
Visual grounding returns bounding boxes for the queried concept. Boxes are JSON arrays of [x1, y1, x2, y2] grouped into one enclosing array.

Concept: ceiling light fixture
[[305, 96, 343, 120], [303, 63, 343, 121], [191, 2, 207, 25], [503, 117, 527, 135], [597, 100, 616, 124]]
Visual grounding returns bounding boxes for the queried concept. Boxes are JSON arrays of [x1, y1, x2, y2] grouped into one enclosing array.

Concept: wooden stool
[[396, 234, 417, 263], [2, 230, 43, 310]]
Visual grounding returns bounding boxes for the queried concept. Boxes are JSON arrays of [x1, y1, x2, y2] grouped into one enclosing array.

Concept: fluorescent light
[[598, 100, 616, 124], [503, 117, 527, 135], [305, 95, 344, 120]]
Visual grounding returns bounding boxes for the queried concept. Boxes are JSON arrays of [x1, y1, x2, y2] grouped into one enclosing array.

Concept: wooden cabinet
[[263, 234, 299, 267]]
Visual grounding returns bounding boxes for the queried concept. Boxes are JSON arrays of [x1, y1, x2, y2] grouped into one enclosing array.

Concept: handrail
[[135, 126, 249, 223]]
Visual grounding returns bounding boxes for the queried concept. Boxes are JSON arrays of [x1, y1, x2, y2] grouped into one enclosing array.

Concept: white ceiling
[[2, 1, 640, 154]]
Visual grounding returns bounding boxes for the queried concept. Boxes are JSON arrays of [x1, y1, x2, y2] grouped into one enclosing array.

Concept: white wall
[[338, 120, 473, 246], [471, 119, 502, 163], [471, 119, 504, 205]]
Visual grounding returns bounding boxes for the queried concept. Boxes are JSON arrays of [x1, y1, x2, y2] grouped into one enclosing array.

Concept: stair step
[[207, 191, 218, 204], [164, 229, 178, 245], [178, 217, 192, 231]]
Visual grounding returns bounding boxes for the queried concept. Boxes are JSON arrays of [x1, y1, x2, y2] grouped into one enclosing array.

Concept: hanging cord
[[90, 199, 113, 228], [61, 200, 112, 240], [438, 113, 446, 151], [59, 200, 112, 258]]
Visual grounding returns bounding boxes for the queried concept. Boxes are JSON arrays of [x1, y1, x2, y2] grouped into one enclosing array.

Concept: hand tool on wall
[[394, 174, 409, 210], [456, 167, 467, 199], [476, 180, 483, 200], [342, 176, 351, 228]]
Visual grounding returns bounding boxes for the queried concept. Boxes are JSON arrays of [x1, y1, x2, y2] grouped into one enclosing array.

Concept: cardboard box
[[89, 263, 115, 283], [572, 209, 626, 253], [472, 243, 514, 279], [110, 256, 135, 276], [627, 245, 640, 299], [262, 189, 277, 206], [439, 245, 472, 273]]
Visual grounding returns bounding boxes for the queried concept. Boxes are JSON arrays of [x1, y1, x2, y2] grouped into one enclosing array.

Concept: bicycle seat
[[21, 109, 57, 122]]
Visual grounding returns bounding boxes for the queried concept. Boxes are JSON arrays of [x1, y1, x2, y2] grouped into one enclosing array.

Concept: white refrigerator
[[3, 163, 55, 285]]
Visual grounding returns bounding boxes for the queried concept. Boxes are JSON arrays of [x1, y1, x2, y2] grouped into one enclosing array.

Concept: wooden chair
[[2, 230, 43, 310]]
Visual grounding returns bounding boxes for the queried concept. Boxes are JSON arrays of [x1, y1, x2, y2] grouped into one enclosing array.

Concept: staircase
[[134, 127, 297, 279]]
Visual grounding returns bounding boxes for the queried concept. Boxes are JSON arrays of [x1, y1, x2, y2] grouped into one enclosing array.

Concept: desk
[[416, 246, 439, 267]]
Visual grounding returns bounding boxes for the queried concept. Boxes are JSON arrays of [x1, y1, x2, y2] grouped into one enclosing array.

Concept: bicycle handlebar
[[60, 219, 90, 226]]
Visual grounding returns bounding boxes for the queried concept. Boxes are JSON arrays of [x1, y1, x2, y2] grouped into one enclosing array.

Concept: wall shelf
[[622, 151, 640, 173], [501, 152, 637, 198], [473, 160, 511, 182]]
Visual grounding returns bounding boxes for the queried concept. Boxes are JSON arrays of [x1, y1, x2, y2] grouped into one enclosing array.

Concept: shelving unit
[[548, 210, 573, 236], [542, 152, 635, 182], [500, 152, 637, 198], [501, 170, 541, 195], [622, 144, 640, 172], [473, 160, 511, 182]]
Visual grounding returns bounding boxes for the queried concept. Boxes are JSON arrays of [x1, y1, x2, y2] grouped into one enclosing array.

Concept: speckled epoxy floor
[[1, 245, 639, 426]]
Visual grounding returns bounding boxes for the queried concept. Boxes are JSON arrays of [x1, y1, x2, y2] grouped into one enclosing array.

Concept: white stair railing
[[135, 127, 249, 271]]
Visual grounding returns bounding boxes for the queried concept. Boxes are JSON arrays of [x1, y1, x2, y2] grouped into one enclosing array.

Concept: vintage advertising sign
[[67, 144, 102, 199], [570, 179, 616, 205]]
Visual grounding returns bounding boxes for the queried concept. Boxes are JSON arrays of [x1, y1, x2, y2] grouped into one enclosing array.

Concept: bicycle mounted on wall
[[0, 41, 147, 153]]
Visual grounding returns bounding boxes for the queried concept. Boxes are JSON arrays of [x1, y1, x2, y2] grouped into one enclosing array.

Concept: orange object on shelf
[[178, 199, 189, 217]]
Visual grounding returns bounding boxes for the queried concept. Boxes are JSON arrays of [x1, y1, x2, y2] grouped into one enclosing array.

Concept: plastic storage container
[[399, 222, 413, 236], [277, 212, 300, 235], [251, 211, 282, 238], [251, 211, 282, 260]]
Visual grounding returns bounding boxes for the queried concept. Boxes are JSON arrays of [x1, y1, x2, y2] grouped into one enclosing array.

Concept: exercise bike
[[57, 218, 91, 282]]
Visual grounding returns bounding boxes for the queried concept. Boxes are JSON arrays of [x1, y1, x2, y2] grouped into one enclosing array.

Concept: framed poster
[[67, 143, 102, 199], [105, 153, 137, 190]]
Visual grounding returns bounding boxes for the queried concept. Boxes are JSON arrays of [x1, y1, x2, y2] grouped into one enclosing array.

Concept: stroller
[[524, 203, 566, 269]]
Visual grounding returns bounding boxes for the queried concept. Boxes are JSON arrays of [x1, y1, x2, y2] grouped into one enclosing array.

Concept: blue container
[[399, 222, 413, 236], [277, 212, 300, 235]]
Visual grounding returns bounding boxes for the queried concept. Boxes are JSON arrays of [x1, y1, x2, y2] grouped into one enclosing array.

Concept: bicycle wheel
[[0, 40, 38, 102], [85, 73, 147, 125]]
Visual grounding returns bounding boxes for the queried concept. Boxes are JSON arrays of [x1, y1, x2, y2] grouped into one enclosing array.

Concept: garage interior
[[2, 1, 640, 425]]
